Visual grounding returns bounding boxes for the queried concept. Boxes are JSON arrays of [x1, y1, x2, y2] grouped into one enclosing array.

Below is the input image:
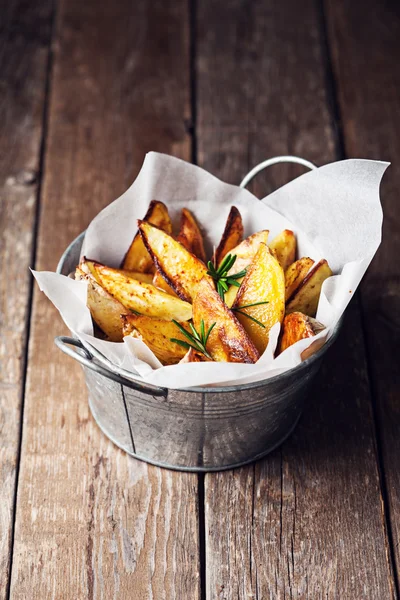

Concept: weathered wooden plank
[[10, 0, 200, 598], [197, 1, 395, 597], [325, 0, 400, 586], [0, 1, 53, 597]]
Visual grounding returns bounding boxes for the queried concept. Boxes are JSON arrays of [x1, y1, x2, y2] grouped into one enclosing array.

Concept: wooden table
[[1, 0, 399, 598]]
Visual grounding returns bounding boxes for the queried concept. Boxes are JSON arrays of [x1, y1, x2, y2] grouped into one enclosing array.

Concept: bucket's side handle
[[54, 336, 167, 397], [239, 155, 317, 189]]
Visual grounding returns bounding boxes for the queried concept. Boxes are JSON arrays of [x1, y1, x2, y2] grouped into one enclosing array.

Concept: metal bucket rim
[[57, 230, 342, 395]]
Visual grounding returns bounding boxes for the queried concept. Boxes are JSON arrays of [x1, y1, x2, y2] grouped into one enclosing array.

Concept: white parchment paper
[[33, 152, 388, 388]]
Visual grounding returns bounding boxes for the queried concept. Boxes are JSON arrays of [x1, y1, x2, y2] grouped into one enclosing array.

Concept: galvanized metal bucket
[[55, 156, 340, 472]]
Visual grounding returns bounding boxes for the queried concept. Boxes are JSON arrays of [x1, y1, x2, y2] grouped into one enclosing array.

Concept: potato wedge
[[224, 230, 269, 273], [269, 230, 296, 270], [177, 208, 206, 262], [213, 206, 244, 265], [193, 277, 259, 363], [82, 259, 192, 321], [232, 243, 285, 354], [152, 270, 178, 297], [286, 259, 333, 317], [122, 200, 172, 272], [75, 267, 129, 342], [222, 230, 270, 307], [139, 221, 211, 302], [122, 314, 190, 365], [285, 257, 315, 301], [278, 311, 325, 359]]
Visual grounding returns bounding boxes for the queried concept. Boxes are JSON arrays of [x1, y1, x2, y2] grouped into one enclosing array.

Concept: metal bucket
[[54, 156, 340, 472]]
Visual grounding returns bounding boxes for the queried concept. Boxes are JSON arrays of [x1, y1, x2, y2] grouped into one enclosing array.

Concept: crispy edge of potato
[[286, 259, 333, 317], [213, 206, 244, 265], [278, 311, 325, 356], [83, 259, 193, 321], [177, 208, 207, 262], [76, 266, 129, 342], [232, 243, 285, 354], [138, 220, 210, 302], [121, 314, 190, 365], [121, 200, 172, 272], [285, 257, 315, 301], [193, 277, 259, 363], [269, 229, 296, 270]]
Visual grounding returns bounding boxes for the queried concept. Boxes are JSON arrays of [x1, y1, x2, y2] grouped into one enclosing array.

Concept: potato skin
[[286, 259, 333, 317], [232, 243, 285, 354], [285, 257, 314, 301], [177, 208, 207, 262], [139, 220, 211, 302], [193, 278, 259, 363], [278, 311, 325, 357], [213, 206, 244, 266], [122, 200, 172, 272]]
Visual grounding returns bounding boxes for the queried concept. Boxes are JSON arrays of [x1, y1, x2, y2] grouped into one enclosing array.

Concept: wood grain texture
[[10, 0, 200, 598], [0, 0, 53, 596], [197, 0, 395, 597], [325, 0, 400, 586]]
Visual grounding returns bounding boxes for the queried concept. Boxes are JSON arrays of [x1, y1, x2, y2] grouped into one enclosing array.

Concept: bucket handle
[[54, 336, 167, 397], [239, 155, 317, 189]]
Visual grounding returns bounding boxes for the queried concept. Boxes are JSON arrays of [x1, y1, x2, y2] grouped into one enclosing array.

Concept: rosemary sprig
[[232, 301, 269, 328], [170, 319, 215, 359], [206, 254, 247, 300]]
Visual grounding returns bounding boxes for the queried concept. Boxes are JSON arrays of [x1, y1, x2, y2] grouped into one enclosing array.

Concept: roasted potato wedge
[[122, 200, 172, 272], [213, 206, 244, 265], [193, 277, 259, 363], [76, 267, 129, 342], [122, 314, 190, 365], [285, 257, 315, 301], [286, 259, 333, 317], [139, 221, 211, 302], [222, 230, 270, 307], [269, 229, 296, 270], [82, 259, 192, 321], [177, 208, 206, 262], [278, 311, 325, 359], [152, 270, 178, 297], [232, 243, 285, 354]]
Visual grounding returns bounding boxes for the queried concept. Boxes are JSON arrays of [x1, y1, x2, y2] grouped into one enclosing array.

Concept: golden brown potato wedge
[[278, 311, 325, 359], [177, 208, 206, 262], [122, 314, 190, 365], [232, 243, 285, 354], [139, 221, 211, 302], [81, 259, 154, 285], [213, 206, 244, 265], [152, 270, 178, 297], [285, 257, 315, 301], [193, 277, 259, 363], [222, 230, 270, 307], [269, 229, 296, 270], [75, 266, 129, 342], [82, 259, 192, 321], [122, 200, 172, 273], [224, 230, 269, 273], [286, 259, 333, 317]]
